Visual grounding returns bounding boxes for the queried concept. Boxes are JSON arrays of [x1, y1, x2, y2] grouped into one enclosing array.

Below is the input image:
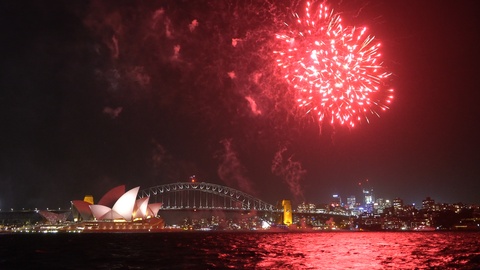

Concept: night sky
[[1, 0, 479, 210]]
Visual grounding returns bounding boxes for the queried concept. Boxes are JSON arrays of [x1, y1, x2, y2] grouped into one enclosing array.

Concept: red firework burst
[[274, 2, 394, 127]]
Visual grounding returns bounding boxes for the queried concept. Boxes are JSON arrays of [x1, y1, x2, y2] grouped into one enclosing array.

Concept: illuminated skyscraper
[[358, 179, 373, 203], [363, 188, 374, 214], [363, 188, 374, 205]]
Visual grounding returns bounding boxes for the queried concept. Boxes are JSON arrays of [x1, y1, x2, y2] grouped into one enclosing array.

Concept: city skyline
[[1, 1, 479, 209], [0, 179, 475, 212]]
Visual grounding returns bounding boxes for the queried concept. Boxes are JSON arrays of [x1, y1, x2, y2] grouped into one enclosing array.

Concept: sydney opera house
[[67, 185, 164, 232]]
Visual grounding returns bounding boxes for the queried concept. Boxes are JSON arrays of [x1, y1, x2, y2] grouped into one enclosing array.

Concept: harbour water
[[1, 231, 479, 269]]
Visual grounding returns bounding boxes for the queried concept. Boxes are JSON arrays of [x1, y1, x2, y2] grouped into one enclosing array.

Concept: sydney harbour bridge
[[139, 182, 279, 212], [138, 181, 285, 225], [137, 181, 348, 227]]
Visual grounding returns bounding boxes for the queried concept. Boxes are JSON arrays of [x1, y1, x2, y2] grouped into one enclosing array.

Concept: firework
[[274, 2, 393, 127]]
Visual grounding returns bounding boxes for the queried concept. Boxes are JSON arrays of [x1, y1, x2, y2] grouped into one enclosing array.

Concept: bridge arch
[[139, 182, 278, 212]]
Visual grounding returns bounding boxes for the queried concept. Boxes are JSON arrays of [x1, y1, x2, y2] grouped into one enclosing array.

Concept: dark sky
[[1, 0, 479, 210]]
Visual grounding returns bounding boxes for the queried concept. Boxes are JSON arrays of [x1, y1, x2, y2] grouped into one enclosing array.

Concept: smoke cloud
[[216, 139, 255, 195], [227, 71, 236, 79], [189, 19, 199, 32], [271, 147, 306, 201], [245, 96, 262, 115], [231, 38, 241, 47], [103, 106, 123, 119]]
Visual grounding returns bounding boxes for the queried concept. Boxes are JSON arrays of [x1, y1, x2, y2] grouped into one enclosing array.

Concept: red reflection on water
[[246, 232, 480, 269]]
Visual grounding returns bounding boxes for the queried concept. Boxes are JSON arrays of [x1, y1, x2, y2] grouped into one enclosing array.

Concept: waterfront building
[[297, 202, 316, 212], [71, 185, 162, 222], [422, 197, 435, 211], [68, 185, 164, 232], [331, 194, 342, 207]]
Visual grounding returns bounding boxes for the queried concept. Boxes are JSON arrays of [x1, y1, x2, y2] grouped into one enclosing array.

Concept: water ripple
[[1, 231, 479, 269]]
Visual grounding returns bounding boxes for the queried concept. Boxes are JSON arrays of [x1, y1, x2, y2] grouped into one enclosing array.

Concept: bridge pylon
[[281, 200, 292, 226]]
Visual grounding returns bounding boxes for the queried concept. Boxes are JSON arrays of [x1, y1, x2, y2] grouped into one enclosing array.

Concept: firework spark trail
[[274, 1, 394, 128]]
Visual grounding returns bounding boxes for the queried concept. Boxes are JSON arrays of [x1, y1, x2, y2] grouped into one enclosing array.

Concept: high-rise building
[[331, 194, 342, 207], [374, 198, 386, 214], [393, 197, 404, 211], [422, 197, 435, 211], [347, 196, 356, 210], [384, 199, 392, 208], [376, 198, 384, 206], [363, 188, 374, 205], [363, 188, 375, 214]]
